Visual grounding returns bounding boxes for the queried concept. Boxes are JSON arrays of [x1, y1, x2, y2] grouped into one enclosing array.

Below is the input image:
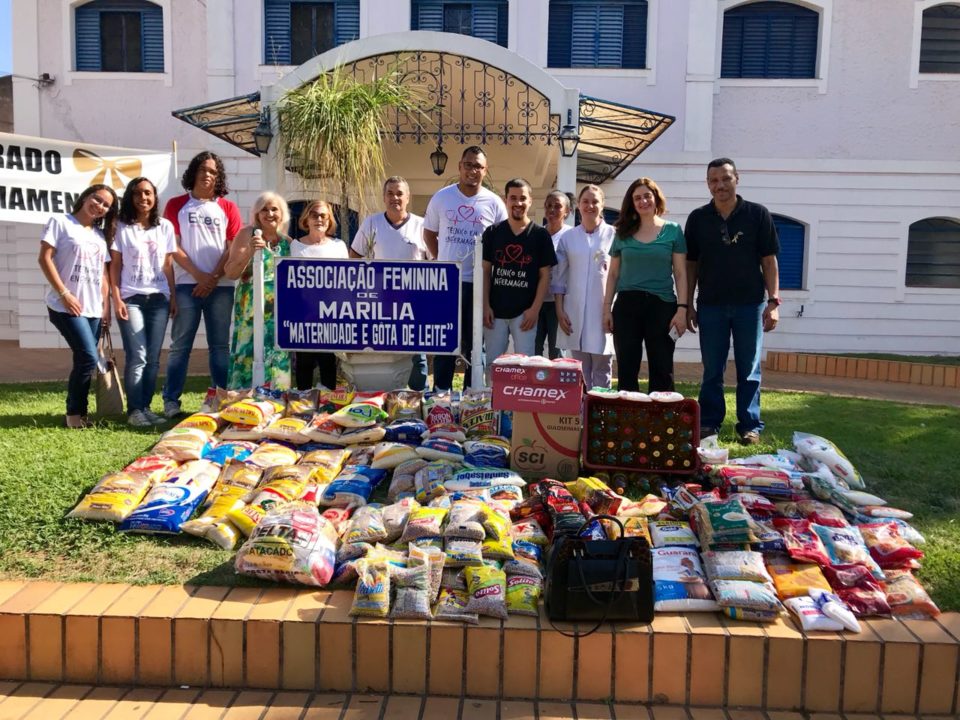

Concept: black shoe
[[738, 430, 761, 445], [699, 426, 718, 438]]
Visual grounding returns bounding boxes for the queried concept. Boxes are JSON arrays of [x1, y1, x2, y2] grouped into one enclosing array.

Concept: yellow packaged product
[[181, 495, 245, 542], [207, 460, 262, 504], [174, 412, 223, 435], [204, 519, 243, 550], [350, 559, 391, 617], [247, 442, 301, 469], [220, 398, 283, 426], [262, 415, 311, 444], [299, 447, 351, 483], [123, 455, 180, 483], [228, 503, 265, 536], [152, 427, 210, 461], [219, 420, 270, 442], [318, 387, 356, 411], [68, 471, 152, 523], [621, 517, 652, 545], [210, 387, 252, 412], [767, 562, 832, 600]]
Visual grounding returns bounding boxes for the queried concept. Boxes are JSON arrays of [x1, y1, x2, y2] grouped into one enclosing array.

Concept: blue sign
[[275, 258, 461, 354]]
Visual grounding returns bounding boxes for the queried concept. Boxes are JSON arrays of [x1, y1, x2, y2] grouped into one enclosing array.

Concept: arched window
[[548, 0, 648, 69], [411, 0, 508, 48], [721, 1, 819, 78], [771, 214, 805, 290], [920, 3, 960, 73], [75, 0, 164, 72], [264, 0, 360, 66], [906, 217, 960, 288]]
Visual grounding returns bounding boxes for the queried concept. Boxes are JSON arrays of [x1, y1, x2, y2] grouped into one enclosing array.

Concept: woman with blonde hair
[[554, 184, 617, 388], [290, 200, 348, 389], [604, 177, 688, 392], [224, 191, 292, 388]]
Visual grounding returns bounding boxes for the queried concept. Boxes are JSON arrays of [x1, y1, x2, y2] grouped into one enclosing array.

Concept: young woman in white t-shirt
[[289, 200, 348, 390], [38, 184, 118, 429], [110, 177, 178, 427]]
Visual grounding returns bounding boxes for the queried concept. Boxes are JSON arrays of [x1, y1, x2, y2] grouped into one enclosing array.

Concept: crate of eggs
[[581, 390, 700, 476]]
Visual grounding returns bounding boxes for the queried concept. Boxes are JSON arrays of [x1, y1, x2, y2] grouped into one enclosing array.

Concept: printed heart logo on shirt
[[495, 243, 532, 267]]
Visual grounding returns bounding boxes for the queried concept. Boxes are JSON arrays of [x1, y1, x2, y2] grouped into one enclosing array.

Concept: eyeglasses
[[462, 162, 486, 171], [308, 212, 329, 220], [720, 221, 741, 246]]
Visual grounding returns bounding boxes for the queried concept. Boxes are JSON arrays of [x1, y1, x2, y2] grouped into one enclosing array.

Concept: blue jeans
[[483, 315, 536, 378], [697, 302, 764, 435], [118, 293, 170, 413], [47, 309, 101, 416], [163, 284, 233, 403]]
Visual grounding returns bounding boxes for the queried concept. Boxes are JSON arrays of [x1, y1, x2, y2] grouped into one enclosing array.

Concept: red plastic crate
[[580, 394, 700, 476]]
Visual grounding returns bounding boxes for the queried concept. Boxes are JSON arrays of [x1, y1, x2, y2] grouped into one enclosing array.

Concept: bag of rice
[[702, 550, 773, 583], [793, 431, 865, 489], [234, 501, 337, 585], [384, 418, 428, 444], [320, 466, 387, 507], [331, 402, 388, 428], [401, 506, 449, 543], [464, 565, 508, 619], [68, 471, 153, 523], [299, 447, 351, 483], [247, 442, 301, 469], [432, 586, 478, 624], [180, 495, 246, 547], [339, 426, 387, 445], [153, 427, 212, 462], [262, 415, 311, 444], [371, 442, 419, 470], [710, 580, 783, 614], [651, 546, 718, 612], [208, 460, 263, 503], [416, 438, 464, 462], [119, 459, 220, 534], [122, 454, 180, 482], [302, 414, 344, 444], [202, 441, 257, 466], [505, 575, 541, 616], [649, 520, 699, 548], [220, 397, 283, 426], [447, 467, 524, 491], [482, 507, 511, 541], [349, 559, 392, 617], [174, 412, 223, 435], [391, 562, 432, 620]]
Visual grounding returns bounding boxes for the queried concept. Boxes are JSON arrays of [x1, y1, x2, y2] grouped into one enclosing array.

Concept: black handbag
[[544, 515, 653, 636]]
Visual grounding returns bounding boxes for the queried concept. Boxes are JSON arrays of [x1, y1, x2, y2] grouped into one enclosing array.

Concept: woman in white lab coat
[[553, 185, 617, 388]]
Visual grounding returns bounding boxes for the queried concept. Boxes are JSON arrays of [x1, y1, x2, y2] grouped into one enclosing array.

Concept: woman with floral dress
[[223, 191, 291, 389]]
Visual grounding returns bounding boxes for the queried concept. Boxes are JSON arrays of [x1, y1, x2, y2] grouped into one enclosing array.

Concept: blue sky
[[0, 0, 10, 75]]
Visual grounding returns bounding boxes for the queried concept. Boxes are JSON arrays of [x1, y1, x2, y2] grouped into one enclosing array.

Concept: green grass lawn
[[1, 377, 959, 611]]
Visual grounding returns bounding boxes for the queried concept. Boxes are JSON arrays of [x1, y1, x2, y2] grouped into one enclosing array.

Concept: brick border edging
[[765, 351, 960, 388]]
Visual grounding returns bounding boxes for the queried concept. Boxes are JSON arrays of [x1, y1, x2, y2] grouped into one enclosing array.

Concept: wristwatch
[[767, 296, 782, 307]]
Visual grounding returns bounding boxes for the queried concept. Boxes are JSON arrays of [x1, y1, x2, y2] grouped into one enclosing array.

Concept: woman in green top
[[603, 177, 688, 392], [224, 191, 292, 389]]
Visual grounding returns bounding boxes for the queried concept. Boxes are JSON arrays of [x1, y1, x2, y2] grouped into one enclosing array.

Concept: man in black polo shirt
[[685, 158, 780, 445], [481, 177, 557, 377]]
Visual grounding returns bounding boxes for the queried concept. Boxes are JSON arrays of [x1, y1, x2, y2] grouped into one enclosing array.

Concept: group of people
[[40, 147, 780, 443]]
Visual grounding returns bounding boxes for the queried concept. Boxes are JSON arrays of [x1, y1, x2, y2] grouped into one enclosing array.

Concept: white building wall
[[8, 0, 960, 355]]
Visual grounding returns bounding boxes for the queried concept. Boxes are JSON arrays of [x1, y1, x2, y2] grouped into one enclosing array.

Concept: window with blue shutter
[[411, 0, 508, 47], [548, 0, 647, 69], [75, 0, 164, 73], [920, 4, 960, 74], [721, 1, 818, 79], [906, 217, 960, 288], [264, 0, 359, 65], [772, 214, 805, 290]]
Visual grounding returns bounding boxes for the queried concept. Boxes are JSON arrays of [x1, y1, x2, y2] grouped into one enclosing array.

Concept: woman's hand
[[670, 307, 687, 339], [557, 308, 572, 335], [603, 308, 614, 333], [62, 291, 83, 317], [169, 296, 178, 319], [114, 298, 129, 322]]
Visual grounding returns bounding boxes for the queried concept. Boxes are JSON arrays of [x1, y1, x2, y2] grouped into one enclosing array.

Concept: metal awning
[[171, 92, 262, 155], [171, 80, 674, 185], [575, 95, 675, 185]]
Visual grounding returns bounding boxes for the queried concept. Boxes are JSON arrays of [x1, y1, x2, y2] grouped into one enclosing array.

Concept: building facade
[[5, 0, 960, 356]]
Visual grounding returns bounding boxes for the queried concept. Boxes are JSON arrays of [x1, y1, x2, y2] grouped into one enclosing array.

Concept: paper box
[[491, 360, 584, 415], [510, 412, 582, 481]]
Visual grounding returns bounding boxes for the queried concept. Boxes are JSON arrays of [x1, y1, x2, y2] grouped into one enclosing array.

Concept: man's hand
[[192, 272, 217, 298], [557, 308, 572, 335], [686, 307, 698, 333], [519, 307, 538, 332], [762, 304, 779, 332], [115, 298, 129, 322], [483, 305, 494, 330]]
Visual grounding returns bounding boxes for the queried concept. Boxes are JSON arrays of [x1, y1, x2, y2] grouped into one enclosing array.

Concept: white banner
[[0, 132, 173, 224]]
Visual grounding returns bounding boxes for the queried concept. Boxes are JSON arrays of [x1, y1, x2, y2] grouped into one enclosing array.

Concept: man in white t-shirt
[[161, 151, 242, 417], [423, 147, 507, 390], [351, 176, 431, 390]]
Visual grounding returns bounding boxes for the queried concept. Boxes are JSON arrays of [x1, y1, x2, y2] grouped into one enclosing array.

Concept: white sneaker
[[143, 410, 166, 425], [128, 410, 153, 427], [163, 400, 182, 419]]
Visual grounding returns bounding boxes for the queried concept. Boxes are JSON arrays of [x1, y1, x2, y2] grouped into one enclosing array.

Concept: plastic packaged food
[[342, 504, 388, 545], [331, 402, 388, 428], [883, 569, 940, 619], [118, 459, 220, 534], [702, 550, 773, 583], [391, 562, 432, 620], [220, 398, 283, 426], [649, 520, 699, 548], [371, 442, 419, 470], [247, 442, 301, 469], [320, 466, 387, 507], [350, 559, 391, 617], [152, 427, 212, 462], [432, 587, 478, 624], [401, 506, 449, 543], [766, 562, 832, 600], [68, 471, 152, 523], [464, 565, 508, 619], [710, 580, 783, 613], [651, 547, 718, 612], [505, 575, 541, 616]]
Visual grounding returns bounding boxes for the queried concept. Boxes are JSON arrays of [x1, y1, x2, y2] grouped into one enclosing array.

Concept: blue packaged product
[[384, 419, 428, 445], [203, 441, 256, 465], [463, 441, 508, 468], [499, 410, 512, 439], [320, 465, 387, 507], [119, 483, 209, 534], [579, 518, 607, 540]]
